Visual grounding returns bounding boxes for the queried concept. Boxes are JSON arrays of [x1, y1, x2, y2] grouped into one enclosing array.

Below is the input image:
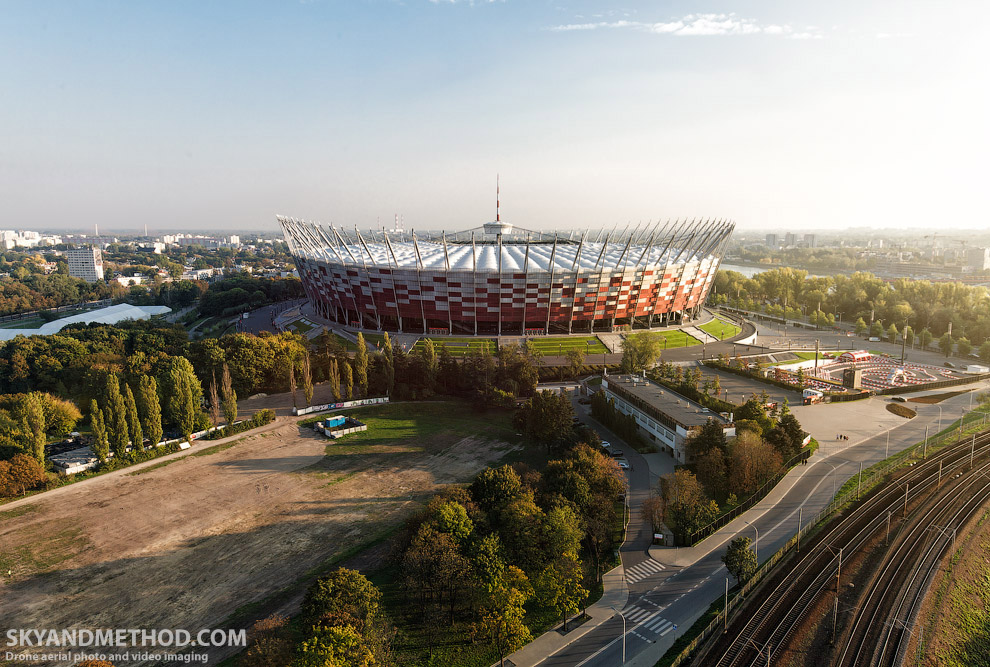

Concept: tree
[[341, 360, 354, 400], [0, 453, 48, 497], [297, 625, 375, 667], [208, 371, 221, 430], [220, 363, 237, 428], [123, 384, 144, 451], [919, 328, 934, 350], [685, 418, 728, 462], [160, 357, 201, 440], [138, 374, 163, 446], [903, 325, 914, 346], [620, 332, 663, 374], [426, 500, 474, 544], [534, 551, 588, 631], [354, 332, 369, 396], [90, 399, 109, 463], [854, 317, 867, 335], [302, 351, 314, 406], [475, 582, 532, 667], [722, 536, 758, 583], [869, 321, 884, 338], [658, 468, 719, 544], [565, 348, 585, 379], [329, 358, 341, 402], [513, 390, 575, 453], [695, 448, 729, 500], [288, 361, 297, 408], [23, 392, 46, 463], [887, 322, 899, 342], [103, 374, 129, 458], [939, 333, 954, 357], [403, 525, 472, 630], [728, 432, 783, 496], [301, 567, 383, 630], [471, 465, 524, 524], [241, 614, 293, 667], [382, 333, 395, 395], [980, 340, 990, 365], [957, 337, 973, 357]]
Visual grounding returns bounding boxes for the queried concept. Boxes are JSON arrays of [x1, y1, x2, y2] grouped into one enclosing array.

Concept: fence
[[877, 372, 990, 396], [292, 396, 389, 416], [665, 402, 990, 667], [686, 448, 811, 546]]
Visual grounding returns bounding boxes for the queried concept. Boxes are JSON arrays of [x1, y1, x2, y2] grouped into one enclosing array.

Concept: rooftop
[[603, 374, 732, 428]]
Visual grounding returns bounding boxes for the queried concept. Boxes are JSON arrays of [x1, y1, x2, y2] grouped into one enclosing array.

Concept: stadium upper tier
[[279, 217, 732, 273], [280, 215, 734, 336]]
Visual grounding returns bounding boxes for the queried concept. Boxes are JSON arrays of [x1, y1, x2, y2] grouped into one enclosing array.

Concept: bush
[[203, 408, 276, 440]]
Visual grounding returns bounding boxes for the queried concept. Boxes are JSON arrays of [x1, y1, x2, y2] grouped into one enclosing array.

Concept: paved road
[[540, 386, 988, 666]]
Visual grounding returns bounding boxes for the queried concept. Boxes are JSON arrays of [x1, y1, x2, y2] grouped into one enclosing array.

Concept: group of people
[[836, 434, 849, 440]]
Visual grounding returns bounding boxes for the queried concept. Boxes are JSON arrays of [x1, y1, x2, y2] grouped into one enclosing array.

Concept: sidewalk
[[502, 565, 629, 667]]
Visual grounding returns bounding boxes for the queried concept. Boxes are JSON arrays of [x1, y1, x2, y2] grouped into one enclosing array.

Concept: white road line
[[660, 625, 675, 637]]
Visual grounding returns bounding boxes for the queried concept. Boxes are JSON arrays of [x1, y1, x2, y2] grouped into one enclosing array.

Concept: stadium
[[279, 215, 734, 336]]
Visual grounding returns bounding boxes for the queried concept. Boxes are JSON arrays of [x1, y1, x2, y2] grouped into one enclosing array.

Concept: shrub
[[0, 453, 48, 498], [203, 408, 276, 440]]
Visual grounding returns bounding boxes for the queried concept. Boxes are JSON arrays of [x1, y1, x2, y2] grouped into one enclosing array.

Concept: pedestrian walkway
[[681, 325, 718, 344], [625, 558, 665, 584]]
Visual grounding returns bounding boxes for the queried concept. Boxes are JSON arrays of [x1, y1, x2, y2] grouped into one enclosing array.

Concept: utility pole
[[798, 506, 803, 552], [886, 511, 891, 545], [938, 461, 943, 489], [924, 425, 929, 459], [857, 461, 863, 500], [832, 594, 839, 645], [904, 483, 910, 518], [972, 434, 976, 469], [724, 578, 729, 633]]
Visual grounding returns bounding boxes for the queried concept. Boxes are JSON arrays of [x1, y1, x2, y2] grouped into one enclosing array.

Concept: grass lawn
[[0, 318, 46, 330], [329, 333, 357, 351], [699, 317, 741, 340], [288, 319, 315, 334], [651, 330, 702, 349], [412, 337, 497, 357], [766, 351, 828, 366], [301, 401, 520, 450], [526, 336, 609, 355]]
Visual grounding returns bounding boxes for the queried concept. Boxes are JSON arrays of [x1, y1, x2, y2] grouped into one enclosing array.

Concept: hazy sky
[[2, 1, 987, 233]]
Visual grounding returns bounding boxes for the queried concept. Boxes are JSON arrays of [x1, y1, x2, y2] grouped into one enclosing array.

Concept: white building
[[601, 374, 735, 463], [66, 246, 105, 282]]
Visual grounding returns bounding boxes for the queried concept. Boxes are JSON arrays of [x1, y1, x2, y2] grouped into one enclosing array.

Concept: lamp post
[[744, 519, 759, 561], [936, 405, 943, 433], [611, 607, 626, 664]]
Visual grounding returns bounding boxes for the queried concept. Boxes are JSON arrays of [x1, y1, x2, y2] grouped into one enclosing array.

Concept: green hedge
[[204, 409, 276, 440]]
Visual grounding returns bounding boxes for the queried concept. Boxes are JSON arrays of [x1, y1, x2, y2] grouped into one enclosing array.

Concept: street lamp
[[823, 460, 840, 500], [936, 405, 943, 433], [611, 607, 626, 664], [744, 519, 759, 561]]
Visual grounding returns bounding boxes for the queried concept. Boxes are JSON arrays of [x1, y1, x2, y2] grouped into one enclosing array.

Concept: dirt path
[[0, 409, 517, 663]]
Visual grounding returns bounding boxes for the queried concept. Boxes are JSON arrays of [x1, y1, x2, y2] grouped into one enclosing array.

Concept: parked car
[[600, 440, 612, 449], [610, 449, 624, 458], [944, 362, 957, 368], [616, 459, 630, 469], [891, 396, 907, 402]]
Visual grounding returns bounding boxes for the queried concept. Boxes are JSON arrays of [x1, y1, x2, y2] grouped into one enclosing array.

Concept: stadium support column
[[497, 231, 503, 337], [472, 232, 479, 336], [546, 236, 558, 335]]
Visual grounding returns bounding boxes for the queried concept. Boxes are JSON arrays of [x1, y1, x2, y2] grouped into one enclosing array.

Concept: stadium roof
[[280, 217, 734, 273], [0, 304, 171, 342]]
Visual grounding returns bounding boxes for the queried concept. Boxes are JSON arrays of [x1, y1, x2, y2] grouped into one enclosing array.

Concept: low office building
[[601, 374, 735, 463]]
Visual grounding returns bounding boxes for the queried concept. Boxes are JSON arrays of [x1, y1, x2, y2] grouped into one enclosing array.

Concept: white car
[[600, 441, 612, 449], [616, 459, 630, 469]]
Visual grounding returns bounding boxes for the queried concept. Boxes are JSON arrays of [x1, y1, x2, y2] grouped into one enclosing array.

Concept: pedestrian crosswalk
[[624, 605, 676, 637], [624, 558, 665, 584]]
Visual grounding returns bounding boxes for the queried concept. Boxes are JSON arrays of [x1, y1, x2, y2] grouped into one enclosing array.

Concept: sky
[[1, 0, 988, 233]]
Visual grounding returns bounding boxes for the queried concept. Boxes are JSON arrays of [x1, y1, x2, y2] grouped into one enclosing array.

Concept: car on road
[[891, 396, 907, 402], [944, 361, 957, 368], [610, 449, 624, 458], [616, 459, 630, 469], [600, 440, 611, 449]]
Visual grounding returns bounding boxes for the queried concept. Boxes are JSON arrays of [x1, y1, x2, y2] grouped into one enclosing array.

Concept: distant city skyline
[[2, 1, 987, 232]]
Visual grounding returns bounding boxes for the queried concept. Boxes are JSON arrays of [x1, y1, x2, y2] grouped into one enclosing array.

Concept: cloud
[[548, 13, 823, 39]]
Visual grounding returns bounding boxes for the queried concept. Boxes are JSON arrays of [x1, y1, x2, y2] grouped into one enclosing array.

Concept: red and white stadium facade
[[279, 216, 734, 336]]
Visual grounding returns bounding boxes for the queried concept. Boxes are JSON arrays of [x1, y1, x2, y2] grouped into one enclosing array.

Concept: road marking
[[624, 558, 665, 583]]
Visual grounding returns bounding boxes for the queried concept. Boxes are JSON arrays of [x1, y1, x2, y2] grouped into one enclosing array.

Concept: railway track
[[696, 427, 990, 667]]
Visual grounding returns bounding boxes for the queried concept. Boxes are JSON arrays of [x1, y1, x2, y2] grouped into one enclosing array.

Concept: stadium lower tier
[[294, 259, 718, 335]]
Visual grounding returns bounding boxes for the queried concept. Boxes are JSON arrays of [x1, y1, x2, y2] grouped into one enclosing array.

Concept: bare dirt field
[[0, 401, 518, 662]]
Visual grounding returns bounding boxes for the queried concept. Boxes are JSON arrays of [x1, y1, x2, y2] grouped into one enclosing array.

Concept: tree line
[[713, 266, 990, 356]]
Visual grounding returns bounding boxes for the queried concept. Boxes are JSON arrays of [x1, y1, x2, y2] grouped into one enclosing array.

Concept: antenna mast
[[496, 174, 500, 222]]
